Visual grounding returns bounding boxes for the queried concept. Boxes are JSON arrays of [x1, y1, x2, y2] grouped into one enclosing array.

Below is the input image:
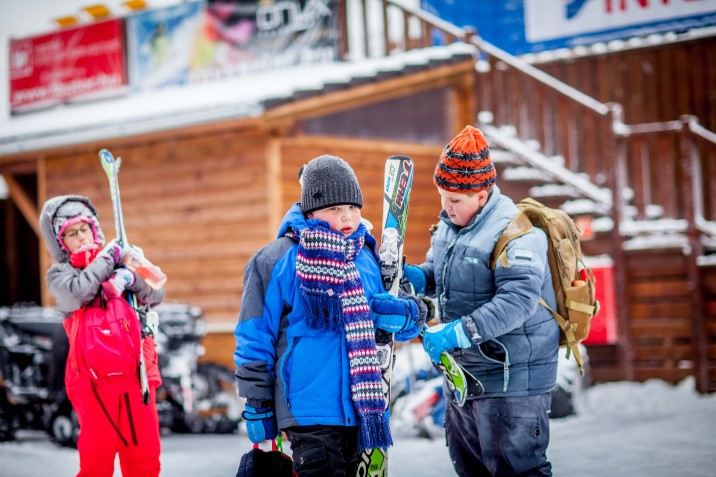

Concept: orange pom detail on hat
[[433, 125, 497, 194]]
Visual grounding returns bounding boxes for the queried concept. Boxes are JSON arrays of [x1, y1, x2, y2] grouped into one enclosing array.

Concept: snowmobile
[[0, 304, 78, 446], [153, 303, 243, 434]]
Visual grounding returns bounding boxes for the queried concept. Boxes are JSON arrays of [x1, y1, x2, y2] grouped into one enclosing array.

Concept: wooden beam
[[283, 134, 442, 156], [0, 117, 262, 164], [4, 174, 40, 237], [37, 156, 51, 307], [266, 134, 284, 237], [262, 59, 476, 127]]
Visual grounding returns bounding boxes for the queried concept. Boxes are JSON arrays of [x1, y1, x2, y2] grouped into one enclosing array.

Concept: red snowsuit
[[40, 195, 165, 477], [64, 311, 162, 477]]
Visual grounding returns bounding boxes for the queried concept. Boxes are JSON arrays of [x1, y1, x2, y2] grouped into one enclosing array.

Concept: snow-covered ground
[[1, 377, 714, 476]]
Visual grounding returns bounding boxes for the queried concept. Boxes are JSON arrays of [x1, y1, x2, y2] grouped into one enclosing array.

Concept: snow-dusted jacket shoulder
[[417, 186, 559, 397], [234, 203, 414, 430]]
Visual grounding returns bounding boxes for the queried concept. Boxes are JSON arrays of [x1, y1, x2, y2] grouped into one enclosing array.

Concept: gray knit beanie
[[300, 155, 363, 214]]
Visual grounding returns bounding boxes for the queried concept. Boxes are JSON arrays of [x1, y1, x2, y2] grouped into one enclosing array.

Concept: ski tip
[[387, 155, 413, 162], [98, 149, 115, 163]]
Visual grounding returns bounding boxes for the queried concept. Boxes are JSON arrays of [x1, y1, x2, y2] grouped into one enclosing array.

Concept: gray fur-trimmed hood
[[40, 195, 106, 263]]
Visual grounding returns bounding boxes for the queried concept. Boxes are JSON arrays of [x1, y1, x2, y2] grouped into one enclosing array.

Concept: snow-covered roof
[[0, 42, 476, 156], [521, 25, 716, 64]]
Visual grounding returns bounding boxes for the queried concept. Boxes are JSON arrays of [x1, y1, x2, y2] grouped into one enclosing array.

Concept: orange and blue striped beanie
[[434, 125, 496, 193]]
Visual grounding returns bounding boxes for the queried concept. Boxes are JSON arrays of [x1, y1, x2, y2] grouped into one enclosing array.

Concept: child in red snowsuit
[[40, 195, 164, 477]]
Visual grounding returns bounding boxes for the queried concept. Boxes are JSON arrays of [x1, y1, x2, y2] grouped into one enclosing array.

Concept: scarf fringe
[[357, 412, 393, 451], [301, 290, 344, 332]]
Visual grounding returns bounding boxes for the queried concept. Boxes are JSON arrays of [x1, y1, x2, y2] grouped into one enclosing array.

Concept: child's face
[[438, 188, 488, 227], [308, 204, 362, 237], [61, 222, 94, 253]]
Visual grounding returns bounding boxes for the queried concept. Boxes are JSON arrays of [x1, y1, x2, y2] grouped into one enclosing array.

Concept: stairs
[[480, 123, 614, 257]]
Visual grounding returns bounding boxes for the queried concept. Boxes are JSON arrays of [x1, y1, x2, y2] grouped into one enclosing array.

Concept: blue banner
[[423, 0, 716, 55]]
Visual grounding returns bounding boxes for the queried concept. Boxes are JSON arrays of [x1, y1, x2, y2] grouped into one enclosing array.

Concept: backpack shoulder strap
[[538, 298, 586, 375], [489, 212, 534, 270]]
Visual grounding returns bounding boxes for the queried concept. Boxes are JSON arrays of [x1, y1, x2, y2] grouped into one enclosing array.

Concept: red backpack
[[76, 281, 141, 390]]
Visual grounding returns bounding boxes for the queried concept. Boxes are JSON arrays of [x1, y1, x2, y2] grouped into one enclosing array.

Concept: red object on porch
[[583, 257, 618, 345]]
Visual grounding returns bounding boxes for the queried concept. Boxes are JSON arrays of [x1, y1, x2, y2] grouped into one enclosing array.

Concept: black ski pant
[[284, 425, 359, 477], [444, 392, 552, 477]]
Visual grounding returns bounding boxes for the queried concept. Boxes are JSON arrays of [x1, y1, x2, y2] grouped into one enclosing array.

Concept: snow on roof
[[0, 42, 476, 156], [521, 25, 716, 65]]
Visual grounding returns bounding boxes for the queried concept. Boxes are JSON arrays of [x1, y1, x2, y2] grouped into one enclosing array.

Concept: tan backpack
[[489, 198, 600, 376]]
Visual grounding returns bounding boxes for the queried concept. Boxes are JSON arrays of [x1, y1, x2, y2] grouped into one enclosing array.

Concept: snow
[[1, 376, 714, 476]]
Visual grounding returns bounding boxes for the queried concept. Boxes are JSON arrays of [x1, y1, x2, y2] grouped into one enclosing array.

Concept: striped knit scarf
[[287, 224, 393, 450]]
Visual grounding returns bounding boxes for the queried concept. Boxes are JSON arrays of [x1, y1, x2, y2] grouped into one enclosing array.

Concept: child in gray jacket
[[40, 194, 164, 477]]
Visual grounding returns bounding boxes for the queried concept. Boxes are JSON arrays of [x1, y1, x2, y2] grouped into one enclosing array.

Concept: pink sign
[[9, 19, 126, 113]]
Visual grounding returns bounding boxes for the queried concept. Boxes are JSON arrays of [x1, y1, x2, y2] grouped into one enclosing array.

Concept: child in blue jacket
[[233, 154, 426, 476]]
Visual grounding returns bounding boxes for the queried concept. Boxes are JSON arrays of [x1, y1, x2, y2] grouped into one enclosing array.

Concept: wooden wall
[[279, 135, 444, 266], [625, 249, 699, 384], [42, 129, 272, 325], [536, 36, 716, 129], [703, 265, 716, 392]]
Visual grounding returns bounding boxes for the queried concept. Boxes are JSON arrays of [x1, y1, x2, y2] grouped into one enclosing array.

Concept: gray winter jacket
[[40, 195, 163, 313], [417, 186, 559, 397]]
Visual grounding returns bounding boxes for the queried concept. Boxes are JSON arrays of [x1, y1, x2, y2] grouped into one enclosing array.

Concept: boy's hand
[[242, 402, 278, 444], [422, 320, 472, 363], [403, 265, 426, 294], [369, 293, 419, 333]]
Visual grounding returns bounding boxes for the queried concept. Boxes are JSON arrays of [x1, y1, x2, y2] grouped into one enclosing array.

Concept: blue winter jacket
[[417, 186, 559, 397], [234, 204, 421, 429]]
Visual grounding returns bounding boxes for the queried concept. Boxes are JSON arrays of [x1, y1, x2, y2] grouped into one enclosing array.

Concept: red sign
[[9, 19, 126, 113], [583, 259, 618, 345]]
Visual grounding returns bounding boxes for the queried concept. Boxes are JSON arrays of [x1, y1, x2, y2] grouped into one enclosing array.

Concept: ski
[[357, 155, 414, 477], [99, 149, 151, 405], [433, 345, 484, 406]]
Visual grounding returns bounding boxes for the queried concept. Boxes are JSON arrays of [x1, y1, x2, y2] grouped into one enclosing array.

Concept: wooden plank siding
[[42, 130, 272, 325], [278, 135, 444, 268], [536, 36, 716, 131], [624, 249, 696, 384], [702, 265, 716, 392]]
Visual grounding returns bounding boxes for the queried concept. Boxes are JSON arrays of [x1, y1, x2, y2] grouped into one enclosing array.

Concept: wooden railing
[[337, 0, 469, 60], [344, 0, 716, 230]]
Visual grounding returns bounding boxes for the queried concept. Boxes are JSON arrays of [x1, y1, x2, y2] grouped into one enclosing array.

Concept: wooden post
[[606, 103, 634, 381], [337, 0, 349, 60], [266, 133, 284, 239], [361, 0, 370, 58], [37, 156, 51, 307], [680, 115, 708, 393], [381, 0, 389, 56]]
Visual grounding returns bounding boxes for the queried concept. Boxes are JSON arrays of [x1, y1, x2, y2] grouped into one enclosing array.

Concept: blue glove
[[403, 265, 427, 294], [370, 293, 418, 334], [422, 320, 471, 363], [242, 404, 278, 444]]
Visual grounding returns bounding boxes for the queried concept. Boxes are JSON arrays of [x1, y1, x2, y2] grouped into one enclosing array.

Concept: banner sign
[[126, 0, 339, 91], [423, 0, 716, 55], [126, 1, 205, 90], [193, 0, 339, 81], [9, 19, 126, 113]]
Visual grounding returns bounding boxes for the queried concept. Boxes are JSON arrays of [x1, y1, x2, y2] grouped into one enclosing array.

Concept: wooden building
[[0, 43, 477, 367], [1, 1, 714, 391]]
